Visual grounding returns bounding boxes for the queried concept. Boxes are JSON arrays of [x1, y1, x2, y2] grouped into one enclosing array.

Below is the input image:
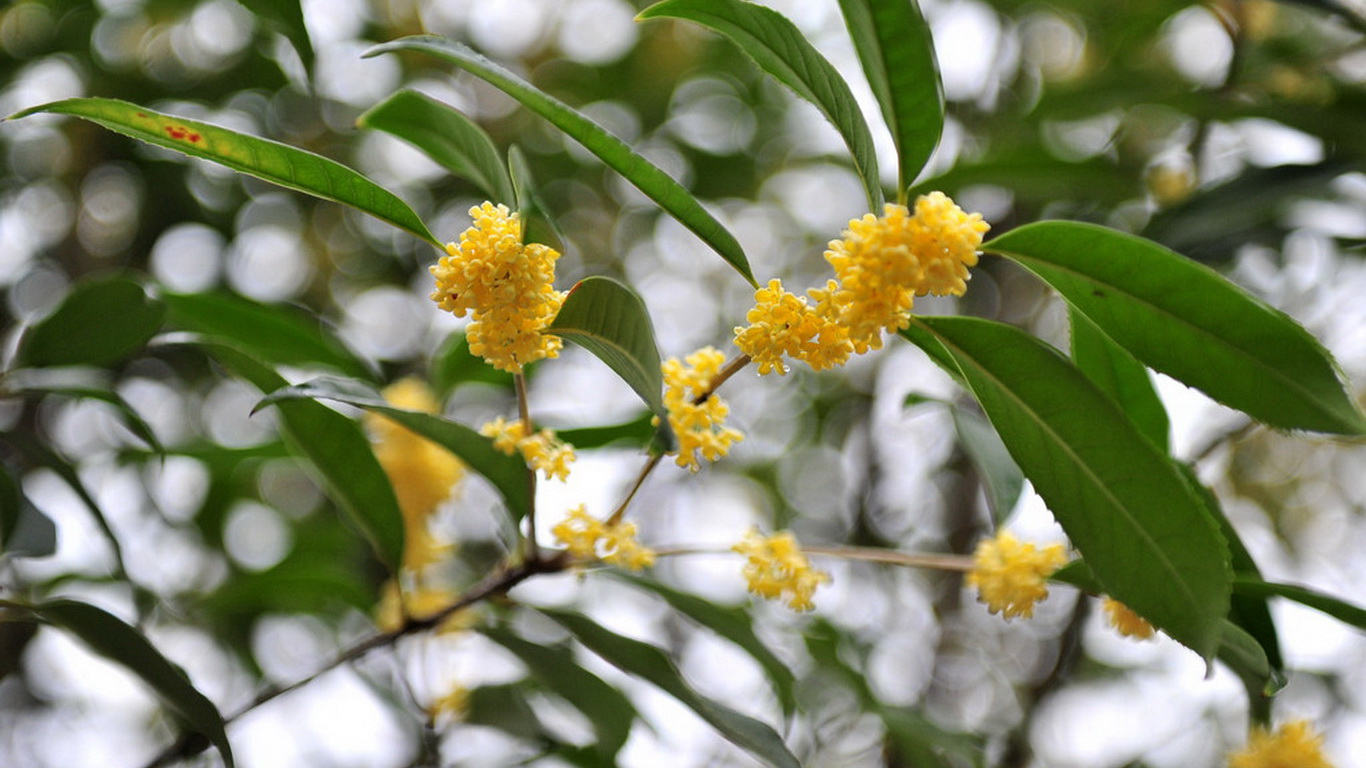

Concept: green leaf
[[541, 608, 801, 768], [1234, 577, 1366, 630], [465, 682, 548, 742], [200, 345, 405, 570], [5, 368, 163, 452], [257, 376, 529, 522], [548, 277, 676, 452], [0, 463, 56, 558], [20, 599, 234, 767], [986, 221, 1366, 435], [639, 0, 883, 211], [1216, 620, 1278, 707], [555, 413, 655, 449], [1069, 306, 1169, 452], [431, 332, 515, 396], [162, 291, 375, 382], [950, 408, 1024, 523], [357, 90, 517, 206], [612, 572, 797, 717], [18, 276, 164, 368], [7, 98, 439, 248], [507, 144, 564, 251], [235, 0, 315, 74], [364, 37, 755, 286], [836, 0, 943, 195], [481, 626, 637, 758], [902, 316, 1230, 662]]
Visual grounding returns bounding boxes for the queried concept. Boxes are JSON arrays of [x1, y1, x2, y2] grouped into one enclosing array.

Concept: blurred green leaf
[[555, 413, 654, 449], [481, 626, 637, 758], [431, 332, 515, 396], [508, 144, 565, 251], [613, 572, 797, 717], [203, 347, 405, 571], [548, 277, 675, 451], [20, 599, 234, 767], [1217, 620, 1277, 706], [987, 221, 1366, 435], [364, 37, 756, 286], [465, 682, 548, 742], [950, 408, 1024, 523], [234, 0, 315, 74], [0, 463, 56, 558], [7, 98, 440, 247], [18, 276, 164, 368], [902, 316, 1230, 663], [358, 90, 517, 206], [5, 368, 162, 452], [162, 291, 374, 381], [542, 608, 800, 768], [837, 0, 942, 195], [1234, 577, 1366, 630], [639, 0, 883, 210], [1069, 307, 1169, 452], [258, 376, 529, 522]]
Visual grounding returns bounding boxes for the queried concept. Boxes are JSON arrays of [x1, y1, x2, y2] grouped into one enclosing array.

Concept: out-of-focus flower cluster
[[551, 505, 655, 571], [965, 530, 1068, 620], [480, 416, 576, 481], [732, 528, 830, 612], [1228, 720, 1336, 768]]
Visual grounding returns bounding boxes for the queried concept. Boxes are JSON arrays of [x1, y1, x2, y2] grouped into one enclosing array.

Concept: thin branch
[[652, 543, 975, 572]]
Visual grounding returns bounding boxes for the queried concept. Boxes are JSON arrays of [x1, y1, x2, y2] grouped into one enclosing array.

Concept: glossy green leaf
[[481, 626, 637, 758], [1234, 577, 1366, 630], [507, 144, 564, 251], [364, 36, 755, 285], [987, 221, 1366, 435], [639, 0, 882, 210], [0, 464, 56, 558], [1069, 307, 1169, 452], [23, 599, 234, 767], [258, 376, 529, 521], [162, 291, 374, 381], [902, 316, 1230, 662], [235, 0, 315, 74], [357, 90, 516, 206], [548, 277, 676, 452], [613, 572, 797, 716], [951, 408, 1024, 523], [836, 0, 943, 195], [7, 98, 439, 247], [202, 346, 405, 570], [542, 608, 800, 768], [18, 277, 164, 368]]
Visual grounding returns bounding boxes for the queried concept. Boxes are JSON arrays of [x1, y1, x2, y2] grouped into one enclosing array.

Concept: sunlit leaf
[[357, 90, 516, 206], [542, 608, 800, 768], [7, 98, 440, 247], [364, 37, 755, 285], [19, 599, 234, 767], [18, 276, 164, 368], [903, 316, 1230, 662], [258, 376, 529, 522], [836, 0, 943, 195], [1069, 307, 1169, 452], [639, 0, 883, 210]]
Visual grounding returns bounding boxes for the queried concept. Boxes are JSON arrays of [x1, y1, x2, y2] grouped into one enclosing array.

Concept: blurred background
[[1, 0, 1365, 766]]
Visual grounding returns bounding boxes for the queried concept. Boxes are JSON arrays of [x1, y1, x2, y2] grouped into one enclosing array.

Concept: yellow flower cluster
[[480, 416, 575, 481], [965, 530, 1068, 620], [366, 378, 464, 574], [1229, 720, 1336, 768], [1103, 596, 1156, 640], [550, 505, 656, 571], [430, 202, 566, 372], [735, 192, 988, 368], [657, 347, 744, 471], [732, 528, 830, 612], [733, 279, 851, 375], [374, 580, 470, 634]]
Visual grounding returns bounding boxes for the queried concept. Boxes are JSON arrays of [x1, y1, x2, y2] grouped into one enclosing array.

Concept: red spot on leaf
[[188, 133, 201, 143]]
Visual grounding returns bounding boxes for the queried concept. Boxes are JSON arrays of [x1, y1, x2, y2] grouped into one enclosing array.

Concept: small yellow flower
[[480, 416, 575, 481], [366, 378, 463, 572], [732, 528, 830, 612], [550, 505, 655, 571], [427, 684, 470, 725], [1229, 720, 1336, 768], [965, 530, 1068, 620], [1103, 596, 1156, 640], [733, 278, 852, 375], [430, 202, 566, 372], [657, 347, 744, 471]]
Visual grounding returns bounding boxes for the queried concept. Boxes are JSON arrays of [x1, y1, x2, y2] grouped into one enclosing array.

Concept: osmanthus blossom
[[551, 505, 656, 571], [430, 202, 565, 373], [1228, 720, 1337, 768], [657, 346, 745, 472], [480, 416, 575, 481], [733, 278, 851, 375], [732, 528, 830, 612], [1103, 596, 1156, 640], [965, 530, 1069, 620]]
